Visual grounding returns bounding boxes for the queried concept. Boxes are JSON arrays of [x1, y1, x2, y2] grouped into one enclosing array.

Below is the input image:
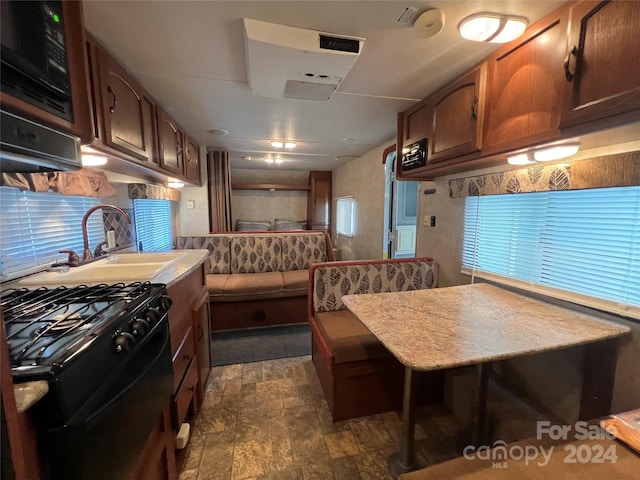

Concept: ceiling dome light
[[458, 13, 527, 43], [274, 158, 284, 164], [284, 142, 296, 149], [209, 129, 229, 136], [81, 154, 108, 166], [533, 143, 580, 162], [270, 141, 284, 148], [264, 158, 274, 163]]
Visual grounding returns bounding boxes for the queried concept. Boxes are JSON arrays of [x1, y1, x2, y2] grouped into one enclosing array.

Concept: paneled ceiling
[[83, 1, 565, 170]]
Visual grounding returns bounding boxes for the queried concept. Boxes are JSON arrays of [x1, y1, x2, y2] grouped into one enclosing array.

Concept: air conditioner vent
[[243, 18, 365, 101], [319, 34, 360, 53]]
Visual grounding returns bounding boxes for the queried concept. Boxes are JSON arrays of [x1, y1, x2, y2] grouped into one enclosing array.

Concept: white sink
[[15, 251, 188, 286], [104, 252, 188, 265], [16, 263, 171, 286]]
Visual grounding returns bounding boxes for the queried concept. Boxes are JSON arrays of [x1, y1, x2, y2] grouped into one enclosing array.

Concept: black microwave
[[1, 0, 73, 121]]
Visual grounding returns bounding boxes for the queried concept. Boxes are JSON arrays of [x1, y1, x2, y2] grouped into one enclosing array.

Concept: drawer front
[[174, 358, 198, 428], [172, 326, 195, 393]]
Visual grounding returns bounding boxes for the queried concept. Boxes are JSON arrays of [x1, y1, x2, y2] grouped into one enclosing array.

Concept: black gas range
[[1, 282, 174, 480]]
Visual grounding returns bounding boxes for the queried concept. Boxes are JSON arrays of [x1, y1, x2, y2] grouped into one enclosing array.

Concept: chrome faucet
[[81, 204, 131, 262]]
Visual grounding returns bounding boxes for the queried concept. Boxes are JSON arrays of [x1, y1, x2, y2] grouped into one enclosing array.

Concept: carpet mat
[[211, 323, 311, 366]]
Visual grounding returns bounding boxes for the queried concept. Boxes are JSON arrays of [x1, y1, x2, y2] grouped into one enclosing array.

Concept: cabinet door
[[96, 48, 153, 161], [184, 135, 202, 184], [193, 291, 211, 405], [483, 8, 569, 153], [399, 100, 431, 147], [157, 107, 184, 175], [429, 64, 485, 163], [561, 1, 640, 128], [307, 171, 332, 233]]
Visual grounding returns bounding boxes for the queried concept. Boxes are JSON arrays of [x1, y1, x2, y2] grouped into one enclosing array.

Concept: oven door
[[42, 317, 173, 480]]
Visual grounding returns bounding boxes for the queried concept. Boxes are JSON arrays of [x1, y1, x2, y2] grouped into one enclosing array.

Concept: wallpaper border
[[449, 151, 640, 198]]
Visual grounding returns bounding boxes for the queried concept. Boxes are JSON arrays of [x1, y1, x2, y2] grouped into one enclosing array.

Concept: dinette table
[[342, 283, 631, 478]]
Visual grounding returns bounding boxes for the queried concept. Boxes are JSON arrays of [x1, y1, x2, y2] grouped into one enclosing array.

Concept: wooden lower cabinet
[[165, 264, 210, 474], [193, 290, 212, 404]]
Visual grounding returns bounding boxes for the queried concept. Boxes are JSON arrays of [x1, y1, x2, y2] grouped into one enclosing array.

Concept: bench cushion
[[315, 310, 392, 364], [207, 271, 310, 302], [282, 270, 309, 295], [206, 274, 229, 294]]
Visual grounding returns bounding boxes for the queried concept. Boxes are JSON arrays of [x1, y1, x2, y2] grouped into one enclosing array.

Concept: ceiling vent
[[243, 18, 365, 101]]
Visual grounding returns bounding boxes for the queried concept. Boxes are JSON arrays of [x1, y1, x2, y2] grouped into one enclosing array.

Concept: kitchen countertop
[[8, 248, 209, 411], [342, 283, 631, 371], [147, 249, 208, 287]]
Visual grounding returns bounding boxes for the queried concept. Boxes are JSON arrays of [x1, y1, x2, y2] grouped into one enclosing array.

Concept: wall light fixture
[[507, 142, 580, 166], [81, 154, 108, 166], [458, 13, 527, 43]]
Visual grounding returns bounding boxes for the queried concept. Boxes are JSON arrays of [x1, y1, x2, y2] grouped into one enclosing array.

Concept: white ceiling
[[82, 1, 565, 171]]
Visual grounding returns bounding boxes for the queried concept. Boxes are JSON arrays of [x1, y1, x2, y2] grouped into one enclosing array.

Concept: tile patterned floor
[[178, 355, 472, 480]]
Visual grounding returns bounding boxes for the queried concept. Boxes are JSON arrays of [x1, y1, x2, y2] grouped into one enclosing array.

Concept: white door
[[384, 151, 418, 259]]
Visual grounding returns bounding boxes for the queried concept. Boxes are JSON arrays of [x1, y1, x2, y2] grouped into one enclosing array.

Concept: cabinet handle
[[107, 87, 117, 113], [198, 325, 204, 340], [563, 46, 577, 82], [471, 96, 478, 120]]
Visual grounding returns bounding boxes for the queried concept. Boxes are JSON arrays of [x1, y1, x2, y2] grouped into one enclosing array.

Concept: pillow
[[274, 219, 307, 231], [235, 219, 272, 231]]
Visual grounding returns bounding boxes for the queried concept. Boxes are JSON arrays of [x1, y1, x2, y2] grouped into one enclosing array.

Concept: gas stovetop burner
[[1, 282, 170, 377]]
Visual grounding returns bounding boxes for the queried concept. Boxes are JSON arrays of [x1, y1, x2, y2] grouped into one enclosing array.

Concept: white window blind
[[336, 196, 355, 237], [0, 187, 103, 280], [133, 199, 173, 251], [463, 186, 640, 318]]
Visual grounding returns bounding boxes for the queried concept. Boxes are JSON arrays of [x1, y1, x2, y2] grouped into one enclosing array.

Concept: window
[[133, 199, 173, 251], [336, 196, 355, 237], [463, 186, 640, 318], [0, 188, 103, 280]]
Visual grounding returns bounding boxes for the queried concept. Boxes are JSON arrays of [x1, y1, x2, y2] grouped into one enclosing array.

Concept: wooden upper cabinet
[[307, 171, 332, 234], [429, 64, 486, 164], [561, 0, 640, 128], [399, 99, 431, 146], [483, 7, 569, 154], [157, 107, 184, 175], [95, 46, 154, 161], [184, 135, 202, 184]]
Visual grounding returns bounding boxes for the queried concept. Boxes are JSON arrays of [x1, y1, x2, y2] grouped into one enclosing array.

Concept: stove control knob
[[144, 308, 161, 324], [114, 331, 136, 353], [158, 295, 173, 312], [130, 319, 150, 338]]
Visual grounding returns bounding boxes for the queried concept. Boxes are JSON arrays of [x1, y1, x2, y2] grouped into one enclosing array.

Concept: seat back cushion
[[230, 235, 283, 273], [315, 310, 392, 363], [176, 236, 230, 274], [314, 261, 437, 313], [281, 233, 328, 271]]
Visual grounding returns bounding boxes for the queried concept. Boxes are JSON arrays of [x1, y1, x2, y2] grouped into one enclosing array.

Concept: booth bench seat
[[308, 258, 445, 421], [177, 231, 334, 330]]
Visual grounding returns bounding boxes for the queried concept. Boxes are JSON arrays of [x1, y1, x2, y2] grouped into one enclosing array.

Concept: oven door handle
[[64, 323, 171, 429]]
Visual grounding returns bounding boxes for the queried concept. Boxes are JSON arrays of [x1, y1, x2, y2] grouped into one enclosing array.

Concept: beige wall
[[332, 142, 392, 260], [231, 169, 308, 230]]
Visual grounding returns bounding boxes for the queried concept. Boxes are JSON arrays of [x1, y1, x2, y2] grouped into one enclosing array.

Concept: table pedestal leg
[[470, 362, 490, 446], [388, 366, 419, 479]]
